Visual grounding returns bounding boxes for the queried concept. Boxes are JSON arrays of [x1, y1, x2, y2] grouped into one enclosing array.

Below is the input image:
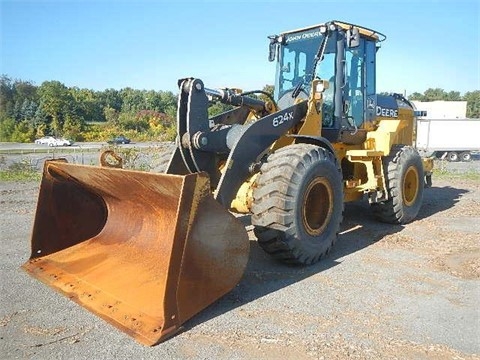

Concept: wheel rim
[[302, 177, 333, 236], [448, 152, 458, 161], [462, 153, 471, 161], [403, 165, 419, 207]]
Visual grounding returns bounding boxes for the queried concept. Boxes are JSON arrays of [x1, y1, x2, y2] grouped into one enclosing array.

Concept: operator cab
[[268, 21, 385, 143]]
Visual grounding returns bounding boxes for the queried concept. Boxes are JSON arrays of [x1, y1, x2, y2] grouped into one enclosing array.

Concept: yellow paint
[[422, 157, 434, 174], [296, 79, 327, 138], [231, 174, 258, 213], [403, 165, 419, 206], [344, 189, 364, 202], [272, 80, 326, 152]]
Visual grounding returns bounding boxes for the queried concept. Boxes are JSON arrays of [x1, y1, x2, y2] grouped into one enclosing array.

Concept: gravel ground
[[0, 158, 479, 359]]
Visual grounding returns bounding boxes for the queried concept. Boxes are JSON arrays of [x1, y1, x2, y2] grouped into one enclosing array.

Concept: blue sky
[[1, 0, 479, 95]]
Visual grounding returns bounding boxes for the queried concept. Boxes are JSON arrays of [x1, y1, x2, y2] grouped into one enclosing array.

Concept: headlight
[[316, 82, 325, 93]]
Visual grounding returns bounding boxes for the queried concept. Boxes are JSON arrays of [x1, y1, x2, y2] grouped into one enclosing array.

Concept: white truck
[[416, 118, 480, 161]]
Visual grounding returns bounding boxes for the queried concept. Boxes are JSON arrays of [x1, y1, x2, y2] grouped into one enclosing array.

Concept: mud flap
[[22, 160, 249, 346]]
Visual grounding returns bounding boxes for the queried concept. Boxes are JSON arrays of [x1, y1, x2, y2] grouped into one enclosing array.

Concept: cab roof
[[280, 20, 386, 42]]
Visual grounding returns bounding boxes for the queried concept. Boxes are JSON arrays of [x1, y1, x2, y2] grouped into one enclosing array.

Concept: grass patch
[[0, 170, 41, 181], [0, 157, 41, 182], [433, 167, 480, 181]]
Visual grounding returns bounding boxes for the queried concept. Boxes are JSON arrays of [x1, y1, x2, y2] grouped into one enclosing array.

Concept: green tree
[[0, 75, 15, 117], [100, 88, 122, 112], [0, 76, 40, 129], [144, 90, 163, 111], [70, 87, 103, 122], [62, 112, 84, 140], [120, 87, 144, 112], [33, 107, 49, 132], [408, 92, 424, 101], [13, 100, 22, 121], [13, 79, 38, 104], [104, 106, 120, 125], [208, 101, 233, 117], [464, 90, 480, 118], [422, 88, 447, 101], [11, 120, 35, 142], [37, 81, 73, 136], [118, 111, 148, 132], [446, 91, 461, 101], [20, 99, 38, 123], [0, 117, 15, 141], [160, 91, 177, 122], [14, 79, 37, 99], [259, 84, 275, 103]]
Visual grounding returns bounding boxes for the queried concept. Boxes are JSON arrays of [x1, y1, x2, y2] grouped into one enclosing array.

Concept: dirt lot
[[0, 160, 479, 359]]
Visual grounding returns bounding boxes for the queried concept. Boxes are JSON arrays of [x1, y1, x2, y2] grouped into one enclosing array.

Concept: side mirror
[[346, 27, 360, 48], [268, 36, 278, 62]]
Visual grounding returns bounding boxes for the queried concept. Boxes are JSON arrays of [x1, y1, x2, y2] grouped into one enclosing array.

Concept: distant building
[[411, 100, 467, 119]]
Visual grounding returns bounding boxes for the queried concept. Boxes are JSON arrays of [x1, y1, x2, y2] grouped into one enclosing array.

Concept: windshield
[[275, 28, 337, 101]]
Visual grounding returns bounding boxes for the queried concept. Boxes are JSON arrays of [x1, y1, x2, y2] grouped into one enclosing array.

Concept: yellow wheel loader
[[22, 20, 432, 345]]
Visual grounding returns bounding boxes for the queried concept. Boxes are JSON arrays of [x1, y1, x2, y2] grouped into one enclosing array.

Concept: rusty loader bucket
[[22, 160, 249, 346]]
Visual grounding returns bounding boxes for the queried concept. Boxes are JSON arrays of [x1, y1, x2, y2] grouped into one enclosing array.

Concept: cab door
[[345, 38, 376, 128]]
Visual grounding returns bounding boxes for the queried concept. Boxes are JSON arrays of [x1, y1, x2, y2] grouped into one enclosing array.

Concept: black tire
[[251, 144, 343, 265], [460, 152, 471, 162], [371, 145, 424, 224], [447, 151, 459, 162]]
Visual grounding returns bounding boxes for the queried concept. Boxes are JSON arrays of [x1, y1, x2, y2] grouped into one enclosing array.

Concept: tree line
[[0, 75, 179, 142], [409, 88, 480, 117], [0, 75, 478, 143]]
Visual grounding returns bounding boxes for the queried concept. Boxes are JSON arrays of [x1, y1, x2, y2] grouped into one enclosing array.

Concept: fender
[[290, 135, 336, 156]]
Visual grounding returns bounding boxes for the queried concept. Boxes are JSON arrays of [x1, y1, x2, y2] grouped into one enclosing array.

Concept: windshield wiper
[[311, 31, 330, 81]]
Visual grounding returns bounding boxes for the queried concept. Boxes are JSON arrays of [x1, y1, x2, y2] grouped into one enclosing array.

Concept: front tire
[[251, 144, 343, 265], [372, 145, 424, 224]]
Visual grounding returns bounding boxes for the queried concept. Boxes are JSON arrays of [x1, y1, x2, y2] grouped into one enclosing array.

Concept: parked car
[[107, 135, 131, 145], [49, 138, 73, 147], [34, 136, 55, 145], [34, 136, 72, 147]]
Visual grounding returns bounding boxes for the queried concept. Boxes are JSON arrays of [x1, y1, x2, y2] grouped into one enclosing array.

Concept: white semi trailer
[[416, 118, 480, 161]]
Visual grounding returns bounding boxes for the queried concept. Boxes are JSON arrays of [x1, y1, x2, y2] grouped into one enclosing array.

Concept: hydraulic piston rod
[[204, 87, 267, 113]]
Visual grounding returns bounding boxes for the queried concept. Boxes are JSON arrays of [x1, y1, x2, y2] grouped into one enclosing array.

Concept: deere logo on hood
[[376, 95, 399, 118]]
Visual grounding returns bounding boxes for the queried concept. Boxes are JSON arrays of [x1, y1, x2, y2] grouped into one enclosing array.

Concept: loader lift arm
[[167, 78, 309, 207]]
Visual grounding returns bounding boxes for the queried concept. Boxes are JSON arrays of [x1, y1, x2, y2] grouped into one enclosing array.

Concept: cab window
[[346, 39, 365, 127]]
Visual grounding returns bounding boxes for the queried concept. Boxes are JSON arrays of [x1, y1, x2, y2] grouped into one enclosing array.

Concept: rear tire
[[447, 151, 459, 162], [372, 145, 424, 224], [251, 144, 343, 265], [460, 151, 471, 162]]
